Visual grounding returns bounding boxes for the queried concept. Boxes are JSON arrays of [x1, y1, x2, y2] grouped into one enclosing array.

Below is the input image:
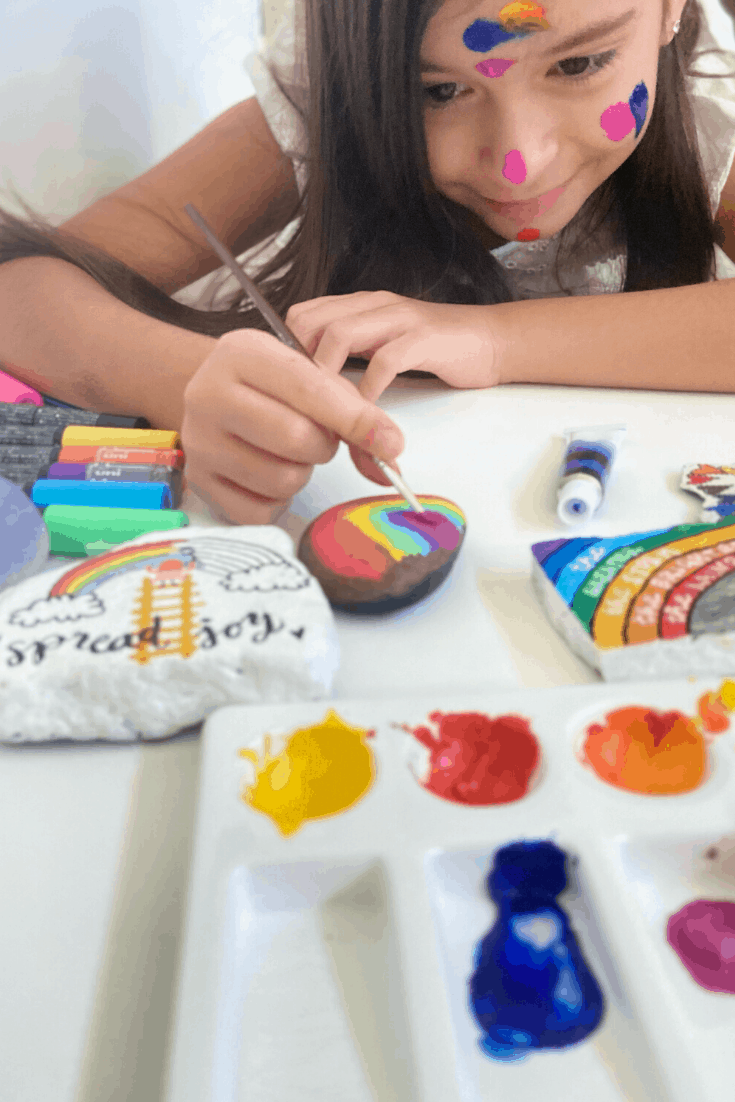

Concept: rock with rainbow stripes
[[298, 494, 467, 613], [531, 517, 735, 680]]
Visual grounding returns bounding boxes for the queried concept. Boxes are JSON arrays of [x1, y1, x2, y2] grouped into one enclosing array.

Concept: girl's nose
[[478, 107, 558, 195]]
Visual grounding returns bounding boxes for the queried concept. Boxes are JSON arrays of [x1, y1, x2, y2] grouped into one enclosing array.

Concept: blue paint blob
[[469, 840, 605, 1061], [463, 19, 524, 52], [629, 82, 649, 138]]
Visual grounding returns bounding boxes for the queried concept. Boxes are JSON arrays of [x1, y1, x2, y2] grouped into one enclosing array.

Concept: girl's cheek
[[600, 81, 649, 142]]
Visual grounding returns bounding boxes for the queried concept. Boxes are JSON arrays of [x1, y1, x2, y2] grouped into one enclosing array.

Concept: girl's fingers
[[285, 291, 400, 353], [190, 430, 316, 502], [184, 467, 287, 527], [218, 380, 340, 465], [219, 328, 405, 462], [347, 443, 402, 486]]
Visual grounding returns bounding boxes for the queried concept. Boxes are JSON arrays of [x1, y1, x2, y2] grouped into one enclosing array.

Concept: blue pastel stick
[[30, 479, 172, 510]]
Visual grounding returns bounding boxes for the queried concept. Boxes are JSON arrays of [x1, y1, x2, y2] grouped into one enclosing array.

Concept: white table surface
[[3, 376, 735, 1102]]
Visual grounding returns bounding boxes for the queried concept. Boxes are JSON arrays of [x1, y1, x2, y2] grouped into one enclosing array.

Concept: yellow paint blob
[[499, 1, 550, 31], [238, 709, 376, 836]]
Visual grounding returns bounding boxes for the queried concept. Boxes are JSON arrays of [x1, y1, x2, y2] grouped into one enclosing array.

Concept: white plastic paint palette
[[165, 678, 735, 1102]]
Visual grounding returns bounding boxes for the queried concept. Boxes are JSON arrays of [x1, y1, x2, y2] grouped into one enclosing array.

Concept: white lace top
[[244, 0, 735, 296]]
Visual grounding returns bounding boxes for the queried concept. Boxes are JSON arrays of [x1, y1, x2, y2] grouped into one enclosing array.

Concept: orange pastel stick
[[58, 445, 185, 468]]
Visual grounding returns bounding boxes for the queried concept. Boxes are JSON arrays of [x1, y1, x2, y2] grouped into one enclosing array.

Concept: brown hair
[[0, 0, 732, 336]]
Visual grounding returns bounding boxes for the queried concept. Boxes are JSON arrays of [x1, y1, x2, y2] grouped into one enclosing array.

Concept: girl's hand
[[285, 291, 501, 402], [180, 328, 405, 525]]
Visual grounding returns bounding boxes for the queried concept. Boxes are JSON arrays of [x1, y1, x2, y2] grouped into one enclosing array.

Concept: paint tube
[[556, 424, 626, 525]]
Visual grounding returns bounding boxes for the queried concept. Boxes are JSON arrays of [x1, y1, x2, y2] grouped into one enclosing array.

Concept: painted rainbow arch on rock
[[532, 518, 735, 649], [307, 496, 466, 581]]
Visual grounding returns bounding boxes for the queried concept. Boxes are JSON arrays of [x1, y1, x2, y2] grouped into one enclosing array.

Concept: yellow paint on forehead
[[498, 1, 550, 31]]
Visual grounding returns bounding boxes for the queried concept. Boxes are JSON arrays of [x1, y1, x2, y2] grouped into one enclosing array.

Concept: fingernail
[[364, 422, 403, 459]]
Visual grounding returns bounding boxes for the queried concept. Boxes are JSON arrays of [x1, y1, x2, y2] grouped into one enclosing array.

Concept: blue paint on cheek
[[629, 82, 649, 138], [463, 18, 529, 52]]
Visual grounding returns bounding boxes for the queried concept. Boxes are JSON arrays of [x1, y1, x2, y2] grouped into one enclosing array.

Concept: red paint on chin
[[405, 712, 540, 805], [517, 228, 540, 241]]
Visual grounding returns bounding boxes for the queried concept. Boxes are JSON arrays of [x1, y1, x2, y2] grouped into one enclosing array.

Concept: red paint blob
[[667, 899, 735, 993], [404, 712, 540, 805], [517, 228, 540, 241]]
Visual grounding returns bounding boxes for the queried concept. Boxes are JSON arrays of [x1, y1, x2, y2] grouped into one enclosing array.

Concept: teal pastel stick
[[43, 504, 188, 556], [31, 479, 172, 510]]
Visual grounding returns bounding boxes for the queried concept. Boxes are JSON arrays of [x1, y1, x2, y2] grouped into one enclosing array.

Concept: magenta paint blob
[[475, 58, 516, 78], [600, 101, 636, 142], [503, 150, 527, 185], [667, 899, 735, 994]]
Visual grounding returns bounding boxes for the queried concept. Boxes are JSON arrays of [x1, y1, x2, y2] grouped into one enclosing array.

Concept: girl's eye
[[554, 50, 617, 81], [422, 48, 617, 107], [423, 81, 467, 106]]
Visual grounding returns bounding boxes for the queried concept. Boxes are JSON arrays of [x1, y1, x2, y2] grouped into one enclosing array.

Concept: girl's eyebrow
[[420, 7, 638, 72], [538, 8, 638, 57]]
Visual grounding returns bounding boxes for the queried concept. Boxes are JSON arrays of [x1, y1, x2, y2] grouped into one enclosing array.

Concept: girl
[[0, 0, 734, 524]]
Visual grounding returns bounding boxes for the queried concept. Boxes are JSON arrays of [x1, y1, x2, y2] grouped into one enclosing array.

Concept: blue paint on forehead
[[629, 82, 649, 138], [463, 18, 531, 52]]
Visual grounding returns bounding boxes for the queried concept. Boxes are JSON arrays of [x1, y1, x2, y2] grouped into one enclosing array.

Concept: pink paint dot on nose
[[475, 58, 516, 78], [503, 150, 527, 185], [600, 102, 636, 142]]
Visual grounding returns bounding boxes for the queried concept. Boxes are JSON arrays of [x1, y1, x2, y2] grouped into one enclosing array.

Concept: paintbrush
[[184, 202, 424, 514]]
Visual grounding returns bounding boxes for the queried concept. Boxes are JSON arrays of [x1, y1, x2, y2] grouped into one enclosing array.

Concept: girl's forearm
[[492, 278, 735, 392], [0, 256, 216, 426]]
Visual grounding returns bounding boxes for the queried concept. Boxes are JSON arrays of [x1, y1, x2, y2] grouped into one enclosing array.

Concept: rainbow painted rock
[[298, 495, 466, 613], [531, 517, 735, 680]]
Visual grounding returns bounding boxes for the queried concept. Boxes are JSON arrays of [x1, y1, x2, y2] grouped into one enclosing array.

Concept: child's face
[[421, 0, 681, 244]]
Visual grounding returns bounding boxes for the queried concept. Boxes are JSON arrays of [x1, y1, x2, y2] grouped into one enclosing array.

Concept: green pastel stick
[[43, 504, 189, 557]]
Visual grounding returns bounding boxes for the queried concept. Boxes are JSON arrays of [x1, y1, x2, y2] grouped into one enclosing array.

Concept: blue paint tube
[[556, 424, 626, 525]]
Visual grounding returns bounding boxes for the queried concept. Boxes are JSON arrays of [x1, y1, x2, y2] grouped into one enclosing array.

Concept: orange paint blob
[[696, 678, 735, 733], [582, 707, 706, 794], [239, 709, 376, 836]]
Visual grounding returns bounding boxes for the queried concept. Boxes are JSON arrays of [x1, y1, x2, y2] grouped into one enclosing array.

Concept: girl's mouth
[[484, 181, 569, 222]]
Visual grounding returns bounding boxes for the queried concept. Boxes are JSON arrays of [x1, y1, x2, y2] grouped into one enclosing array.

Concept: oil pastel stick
[[0, 463, 51, 485], [0, 443, 61, 466], [60, 426, 180, 449], [31, 479, 172, 510], [48, 463, 183, 506], [0, 402, 150, 429], [0, 367, 42, 405], [43, 504, 189, 557], [0, 423, 65, 447], [57, 444, 185, 468]]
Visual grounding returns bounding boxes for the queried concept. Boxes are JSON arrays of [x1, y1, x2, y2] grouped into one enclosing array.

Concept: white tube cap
[[557, 475, 602, 525]]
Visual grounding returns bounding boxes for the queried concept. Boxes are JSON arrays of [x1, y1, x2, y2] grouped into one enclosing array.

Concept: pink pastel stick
[[0, 366, 42, 405], [475, 58, 516, 78], [503, 150, 527, 185], [600, 102, 636, 142]]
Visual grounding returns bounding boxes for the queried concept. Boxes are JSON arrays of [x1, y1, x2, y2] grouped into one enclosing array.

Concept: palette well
[[164, 677, 735, 1102]]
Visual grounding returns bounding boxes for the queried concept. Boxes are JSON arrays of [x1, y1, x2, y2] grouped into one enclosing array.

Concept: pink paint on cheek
[[475, 58, 516, 78], [502, 150, 527, 185], [600, 101, 636, 142]]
